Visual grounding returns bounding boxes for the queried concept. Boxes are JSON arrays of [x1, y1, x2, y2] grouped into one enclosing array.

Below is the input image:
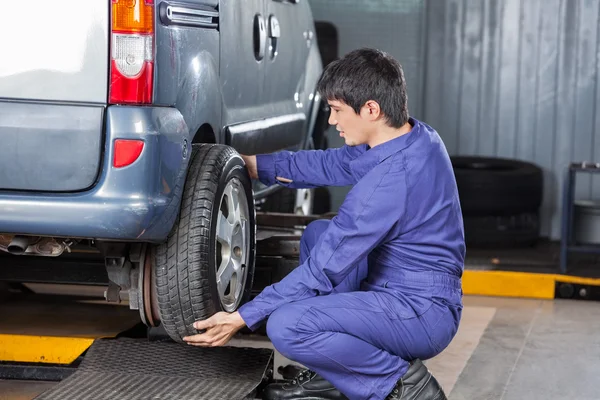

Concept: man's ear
[[362, 100, 381, 121]]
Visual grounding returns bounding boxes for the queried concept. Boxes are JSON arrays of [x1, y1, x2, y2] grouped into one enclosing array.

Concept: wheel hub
[[216, 178, 250, 312]]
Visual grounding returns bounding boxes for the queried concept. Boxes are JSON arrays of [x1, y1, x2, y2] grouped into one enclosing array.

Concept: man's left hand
[[183, 311, 246, 347]]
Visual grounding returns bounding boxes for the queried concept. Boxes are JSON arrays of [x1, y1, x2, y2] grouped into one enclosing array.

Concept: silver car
[[0, 0, 326, 342]]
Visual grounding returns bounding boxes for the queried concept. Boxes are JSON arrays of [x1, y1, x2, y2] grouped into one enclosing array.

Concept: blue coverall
[[239, 117, 465, 400]]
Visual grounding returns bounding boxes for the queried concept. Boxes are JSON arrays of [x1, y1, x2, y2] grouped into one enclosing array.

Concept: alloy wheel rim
[[294, 188, 314, 215], [215, 178, 250, 312]]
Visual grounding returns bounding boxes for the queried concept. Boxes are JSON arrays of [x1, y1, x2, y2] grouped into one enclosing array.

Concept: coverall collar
[[350, 117, 420, 180]]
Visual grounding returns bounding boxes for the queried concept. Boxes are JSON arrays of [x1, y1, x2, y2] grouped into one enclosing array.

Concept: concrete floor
[[445, 296, 600, 400], [1, 295, 599, 400]]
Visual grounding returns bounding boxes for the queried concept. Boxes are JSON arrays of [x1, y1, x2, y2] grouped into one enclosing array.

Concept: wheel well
[[192, 124, 216, 144]]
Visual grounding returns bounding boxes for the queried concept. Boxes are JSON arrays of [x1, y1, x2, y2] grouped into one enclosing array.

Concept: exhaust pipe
[[7, 236, 31, 255]]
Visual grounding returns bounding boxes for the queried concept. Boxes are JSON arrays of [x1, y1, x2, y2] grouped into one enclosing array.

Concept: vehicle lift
[[0, 212, 329, 400]]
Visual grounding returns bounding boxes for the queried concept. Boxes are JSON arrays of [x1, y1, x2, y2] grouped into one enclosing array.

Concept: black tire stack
[[451, 156, 544, 248]]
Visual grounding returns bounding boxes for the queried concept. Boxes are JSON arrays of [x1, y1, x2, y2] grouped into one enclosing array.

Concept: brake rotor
[[138, 246, 160, 327]]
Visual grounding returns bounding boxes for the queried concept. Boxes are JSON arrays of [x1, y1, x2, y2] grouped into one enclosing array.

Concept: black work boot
[[386, 360, 447, 400], [262, 368, 348, 400]]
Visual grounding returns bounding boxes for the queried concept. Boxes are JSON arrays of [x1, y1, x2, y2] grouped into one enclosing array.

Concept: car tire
[[315, 21, 339, 67], [463, 212, 540, 248], [154, 144, 256, 342], [260, 187, 297, 214], [260, 102, 330, 215], [451, 156, 543, 216], [260, 186, 332, 215]]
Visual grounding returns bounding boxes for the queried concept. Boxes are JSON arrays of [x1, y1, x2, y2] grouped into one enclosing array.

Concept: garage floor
[[437, 296, 600, 400], [1, 294, 598, 400]]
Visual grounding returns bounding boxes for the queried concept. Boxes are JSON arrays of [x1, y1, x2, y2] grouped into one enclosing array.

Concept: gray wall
[[311, 0, 600, 241], [424, 0, 600, 239], [308, 0, 429, 209]]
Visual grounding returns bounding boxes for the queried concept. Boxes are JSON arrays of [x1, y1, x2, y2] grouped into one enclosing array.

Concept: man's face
[[327, 100, 372, 147]]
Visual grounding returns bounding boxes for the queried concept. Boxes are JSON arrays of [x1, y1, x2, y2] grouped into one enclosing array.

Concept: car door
[[219, 0, 269, 155], [261, 0, 311, 152]]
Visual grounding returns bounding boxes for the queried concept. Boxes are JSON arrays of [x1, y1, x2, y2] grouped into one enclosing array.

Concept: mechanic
[[183, 48, 465, 400]]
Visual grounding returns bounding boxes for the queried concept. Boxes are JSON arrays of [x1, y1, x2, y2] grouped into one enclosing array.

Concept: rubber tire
[[260, 100, 330, 215], [261, 187, 297, 213], [315, 21, 339, 67], [154, 144, 256, 342], [312, 101, 330, 151], [463, 212, 540, 248], [451, 156, 543, 216], [259, 186, 331, 215]]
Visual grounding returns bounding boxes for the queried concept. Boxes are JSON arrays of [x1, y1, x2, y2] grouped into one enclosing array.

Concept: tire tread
[[155, 144, 247, 342]]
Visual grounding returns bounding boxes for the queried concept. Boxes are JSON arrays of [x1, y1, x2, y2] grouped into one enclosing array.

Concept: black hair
[[316, 48, 409, 128]]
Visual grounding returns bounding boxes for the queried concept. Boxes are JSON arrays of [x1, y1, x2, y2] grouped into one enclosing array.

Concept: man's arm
[[238, 161, 406, 330], [245, 145, 366, 189]]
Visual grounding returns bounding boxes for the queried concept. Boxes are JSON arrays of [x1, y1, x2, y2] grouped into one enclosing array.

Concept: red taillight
[[114, 139, 144, 168], [109, 0, 154, 104]]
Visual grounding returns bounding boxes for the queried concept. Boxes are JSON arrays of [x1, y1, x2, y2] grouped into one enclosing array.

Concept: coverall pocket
[[376, 291, 434, 320], [422, 298, 462, 353]]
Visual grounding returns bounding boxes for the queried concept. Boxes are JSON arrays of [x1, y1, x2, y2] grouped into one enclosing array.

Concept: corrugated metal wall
[[308, 0, 427, 118], [308, 0, 429, 209], [310, 0, 600, 240], [423, 0, 600, 239]]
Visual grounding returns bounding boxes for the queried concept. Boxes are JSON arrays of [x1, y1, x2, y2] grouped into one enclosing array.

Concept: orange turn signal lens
[[112, 0, 154, 34]]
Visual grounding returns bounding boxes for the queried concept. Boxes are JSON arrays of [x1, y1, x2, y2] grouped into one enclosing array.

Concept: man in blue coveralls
[[183, 48, 465, 400]]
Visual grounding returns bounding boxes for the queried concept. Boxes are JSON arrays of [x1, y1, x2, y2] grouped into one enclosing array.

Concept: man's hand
[[241, 153, 292, 183], [241, 155, 258, 179], [183, 311, 246, 347]]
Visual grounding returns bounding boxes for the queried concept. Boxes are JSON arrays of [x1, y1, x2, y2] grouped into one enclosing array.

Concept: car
[[0, 0, 328, 342]]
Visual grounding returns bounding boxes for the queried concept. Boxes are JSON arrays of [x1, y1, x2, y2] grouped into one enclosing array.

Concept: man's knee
[[301, 219, 330, 249]]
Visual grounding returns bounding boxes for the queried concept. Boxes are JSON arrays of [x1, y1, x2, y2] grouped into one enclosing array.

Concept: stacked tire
[[451, 156, 544, 248]]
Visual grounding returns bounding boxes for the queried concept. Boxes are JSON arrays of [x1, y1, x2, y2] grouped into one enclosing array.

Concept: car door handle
[[269, 15, 280, 38]]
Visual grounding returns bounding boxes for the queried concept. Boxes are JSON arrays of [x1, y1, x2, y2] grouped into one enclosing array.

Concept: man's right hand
[[241, 155, 258, 179]]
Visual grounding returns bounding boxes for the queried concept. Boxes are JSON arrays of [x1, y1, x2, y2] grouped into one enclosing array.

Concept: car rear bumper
[[0, 106, 190, 242]]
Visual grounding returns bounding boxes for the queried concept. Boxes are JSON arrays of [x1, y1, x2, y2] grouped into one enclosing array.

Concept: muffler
[[7, 235, 31, 255], [0, 235, 67, 257]]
